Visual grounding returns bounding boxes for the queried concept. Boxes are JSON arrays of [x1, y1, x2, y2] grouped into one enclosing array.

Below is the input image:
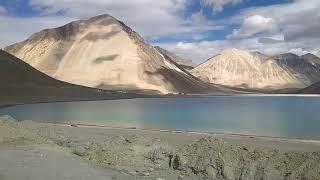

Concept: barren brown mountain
[[5, 14, 225, 94], [192, 48, 320, 90], [0, 49, 140, 106]]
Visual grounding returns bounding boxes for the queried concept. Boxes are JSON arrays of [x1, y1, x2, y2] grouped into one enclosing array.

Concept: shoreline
[[0, 94, 155, 109], [42, 122, 320, 144], [1, 93, 320, 109]]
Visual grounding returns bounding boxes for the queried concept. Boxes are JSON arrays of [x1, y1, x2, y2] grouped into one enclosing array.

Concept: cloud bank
[[159, 0, 320, 63], [0, 0, 219, 46], [201, 0, 243, 12], [0, 0, 319, 64]]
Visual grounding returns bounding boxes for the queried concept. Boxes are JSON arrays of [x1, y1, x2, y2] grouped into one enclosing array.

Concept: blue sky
[[0, 0, 319, 63]]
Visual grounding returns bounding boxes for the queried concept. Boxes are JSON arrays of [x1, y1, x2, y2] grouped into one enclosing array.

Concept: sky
[[0, 0, 319, 63]]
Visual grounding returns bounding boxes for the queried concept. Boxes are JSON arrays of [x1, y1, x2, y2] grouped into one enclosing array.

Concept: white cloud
[[27, 0, 220, 39], [229, 15, 277, 38], [159, 0, 320, 63], [158, 0, 320, 62], [238, 0, 320, 42], [0, 15, 75, 47], [1, 0, 320, 64], [0, 0, 221, 47], [288, 48, 316, 56], [157, 36, 320, 64], [191, 11, 208, 25], [201, 0, 243, 12], [0, 6, 7, 14]]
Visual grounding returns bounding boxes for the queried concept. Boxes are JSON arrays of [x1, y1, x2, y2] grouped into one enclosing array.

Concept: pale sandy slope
[[5, 14, 216, 94], [192, 48, 312, 89], [0, 49, 145, 107]]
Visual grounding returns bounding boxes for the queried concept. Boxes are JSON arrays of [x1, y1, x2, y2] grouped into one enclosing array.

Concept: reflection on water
[[0, 96, 319, 139]]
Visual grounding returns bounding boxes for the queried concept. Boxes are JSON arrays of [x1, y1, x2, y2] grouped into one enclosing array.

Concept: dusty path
[[0, 146, 132, 180]]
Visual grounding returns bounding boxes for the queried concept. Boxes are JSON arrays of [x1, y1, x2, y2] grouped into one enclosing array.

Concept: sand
[[1, 116, 320, 179]]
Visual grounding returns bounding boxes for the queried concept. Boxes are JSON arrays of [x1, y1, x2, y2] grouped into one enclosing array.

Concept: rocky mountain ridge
[[301, 53, 320, 68], [155, 46, 196, 70], [273, 53, 320, 85], [191, 48, 320, 90], [5, 14, 320, 93]]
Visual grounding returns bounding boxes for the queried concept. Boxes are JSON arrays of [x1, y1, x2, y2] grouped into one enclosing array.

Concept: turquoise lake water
[[1, 96, 320, 139]]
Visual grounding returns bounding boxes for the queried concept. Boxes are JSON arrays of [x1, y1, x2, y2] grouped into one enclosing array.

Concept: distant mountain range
[[273, 53, 320, 84], [3, 14, 243, 95], [4, 14, 217, 95], [3, 14, 320, 94], [191, 48, 320, 90]]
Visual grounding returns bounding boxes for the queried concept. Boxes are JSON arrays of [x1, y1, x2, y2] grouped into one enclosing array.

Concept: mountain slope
[[298, 81, 320, 94], [301, 53, 320, 68], [273, 53, 320, 85], [5, 14, 212, 94], [0, 49, 137, 106], [155, 46, 196, 70], [191, 48, 305, 89]]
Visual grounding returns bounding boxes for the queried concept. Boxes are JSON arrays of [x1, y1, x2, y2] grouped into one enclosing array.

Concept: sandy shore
[[41, 122, 320, 152], [1, 116, 320, 179]]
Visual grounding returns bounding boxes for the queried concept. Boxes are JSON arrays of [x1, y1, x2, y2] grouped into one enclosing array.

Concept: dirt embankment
[[1, 116, 320, 179]]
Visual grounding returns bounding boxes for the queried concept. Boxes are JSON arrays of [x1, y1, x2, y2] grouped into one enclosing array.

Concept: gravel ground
[[0, 146, 132, 180], [1, 116, 320, 179]]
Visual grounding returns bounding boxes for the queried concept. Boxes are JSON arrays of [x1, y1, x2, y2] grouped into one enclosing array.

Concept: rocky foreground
[[1, 116, 320, 179]]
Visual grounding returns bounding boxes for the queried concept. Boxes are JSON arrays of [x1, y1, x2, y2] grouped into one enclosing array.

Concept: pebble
[[142, 172, 150, 176], [129, 171, 137, 175]]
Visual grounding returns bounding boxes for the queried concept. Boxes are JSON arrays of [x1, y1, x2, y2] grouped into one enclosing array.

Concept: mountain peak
[[216, 48, 253, 61], [87, 14, 112, 21], [191, 48, 313, 89], [251, 51, 272, 62], [301, 53, 320, 66], [22, 14, 136, 43], [275, 53, 300, 59], [301, 53, 320, 59], [4, 14, 215, 94], [221, 48, 245, 54]]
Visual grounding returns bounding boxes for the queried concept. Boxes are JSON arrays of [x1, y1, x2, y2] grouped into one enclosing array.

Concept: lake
[[0, 96, 320, 140]]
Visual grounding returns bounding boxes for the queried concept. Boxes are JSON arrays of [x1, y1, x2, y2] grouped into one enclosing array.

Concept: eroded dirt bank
[[1, 116, 320, 179]]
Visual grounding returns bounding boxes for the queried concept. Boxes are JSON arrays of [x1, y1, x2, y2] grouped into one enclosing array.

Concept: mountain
[[4, 14, 212, 94], [273, 53, 320, 85], [299, 81, 320, 94], [154, 46, 196, 70], [301, 53, 320, 68], [0, 49, 138, 106], [296, 53, 320, 94], [191, 48, 306, 89]]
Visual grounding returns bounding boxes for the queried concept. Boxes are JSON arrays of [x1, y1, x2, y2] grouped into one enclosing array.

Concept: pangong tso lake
[[1, 96, 320, 140]]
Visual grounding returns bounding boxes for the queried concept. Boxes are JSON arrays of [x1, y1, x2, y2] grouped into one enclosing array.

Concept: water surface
[[0, 96, 319, 139]]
